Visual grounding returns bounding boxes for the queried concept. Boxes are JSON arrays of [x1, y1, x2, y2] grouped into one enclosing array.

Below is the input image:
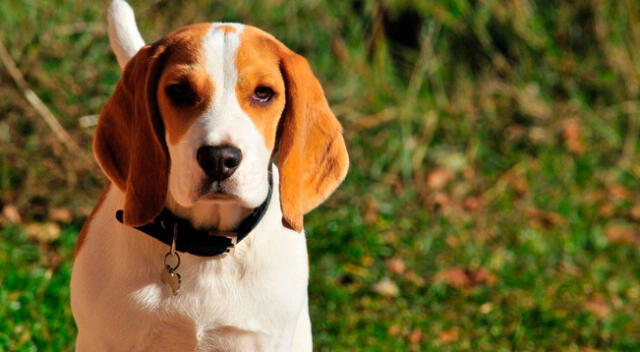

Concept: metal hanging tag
[[161, 224, 181, 296]]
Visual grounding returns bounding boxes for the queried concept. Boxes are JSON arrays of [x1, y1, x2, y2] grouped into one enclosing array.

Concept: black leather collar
[[116, 172, 273, 257]]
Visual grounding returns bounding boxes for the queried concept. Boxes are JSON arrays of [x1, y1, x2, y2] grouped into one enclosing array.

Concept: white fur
[[71, 4, 313, 351], [108, 0, 145, 68], [71, 174, 312, 351]]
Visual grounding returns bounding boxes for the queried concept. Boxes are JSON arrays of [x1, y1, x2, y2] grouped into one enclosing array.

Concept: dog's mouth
[[197, 178, 239, 202]]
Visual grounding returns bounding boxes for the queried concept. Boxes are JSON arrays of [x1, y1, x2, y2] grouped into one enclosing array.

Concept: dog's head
[[95, 2, 348, 232]]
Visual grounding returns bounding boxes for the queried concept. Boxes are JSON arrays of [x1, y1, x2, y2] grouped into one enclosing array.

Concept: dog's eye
[[252, 86, 274, 103], [166, 81, 197, 106]]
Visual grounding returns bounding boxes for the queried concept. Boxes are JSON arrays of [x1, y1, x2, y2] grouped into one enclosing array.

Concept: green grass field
[[2, 0, 640, 350]]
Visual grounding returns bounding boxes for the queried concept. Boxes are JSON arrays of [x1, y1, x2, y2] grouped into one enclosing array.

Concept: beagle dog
[[70, 0, 348, 350]]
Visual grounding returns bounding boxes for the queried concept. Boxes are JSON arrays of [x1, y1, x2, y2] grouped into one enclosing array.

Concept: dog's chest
[[71, 187, 310, 350], [80, 250, 308, 351], [130, 260, 302, 350]]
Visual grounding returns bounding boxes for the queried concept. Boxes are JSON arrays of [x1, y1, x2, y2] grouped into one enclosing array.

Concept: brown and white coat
[[70, 1, 348, 350]]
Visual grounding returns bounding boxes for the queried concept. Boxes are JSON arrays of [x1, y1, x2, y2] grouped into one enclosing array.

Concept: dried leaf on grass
[[517, 83, 551, 120], [24, 222, 61, 243], [608, 184, 630, 201], [361, 256, 374, 267], [499, 171, 529, 197], [427, 169, 453, 190], [433, 192, 452, 208], [629, 204, 640, 221], [605, 224, 639, 245], [364, 197, 380, 225], [372, 277, 399, 297], [404, 271, 426, 287], [383, 231, 398, 244], [2, 205, 22, 223], [408, 328, 423, 345], [439, 327, 460, 344], [584, 295, 610, 319], [40, 243, 64, 268], [563, 119, 584, 155], [436, 267, 496, 288], [479, 302, 493, 314], [506, 124, 526, 141], [462, 196, 483, 211], [49, 207, 72, 223], [445, 235, 459, 248], [599, 203, 615, 219], [386, 257, 406, 275], [388, 325, 402, 337], [526, 208, 566, 228]]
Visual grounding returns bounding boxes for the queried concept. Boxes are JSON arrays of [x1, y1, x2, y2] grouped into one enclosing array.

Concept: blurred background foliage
[[1, 0, 640, 350]]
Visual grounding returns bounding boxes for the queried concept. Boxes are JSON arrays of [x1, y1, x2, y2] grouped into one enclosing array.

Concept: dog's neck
[[165, 194, 253, 232]]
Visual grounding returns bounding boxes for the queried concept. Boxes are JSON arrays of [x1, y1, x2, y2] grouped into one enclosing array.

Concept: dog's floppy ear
[[94, 44, 169, 226], [277, 49, 349, 232]]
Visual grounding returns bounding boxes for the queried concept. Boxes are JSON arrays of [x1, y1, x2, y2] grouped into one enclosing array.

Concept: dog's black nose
[[196, 145, 242, 181]]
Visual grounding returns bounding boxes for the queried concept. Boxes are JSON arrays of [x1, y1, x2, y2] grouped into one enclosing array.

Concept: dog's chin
[[195, 178, 245, 204], [199, 192, 239, 202], [193, 177, 269, 209]]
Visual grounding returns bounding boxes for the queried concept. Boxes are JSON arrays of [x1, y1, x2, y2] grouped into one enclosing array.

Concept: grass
[[2, 0, 640, 350]]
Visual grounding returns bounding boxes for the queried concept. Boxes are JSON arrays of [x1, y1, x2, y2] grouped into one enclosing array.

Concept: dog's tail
[[108, 0, 145, 69]]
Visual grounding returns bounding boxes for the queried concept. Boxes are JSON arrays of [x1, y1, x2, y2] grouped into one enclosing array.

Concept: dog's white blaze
[[166, 23, 271, 230]]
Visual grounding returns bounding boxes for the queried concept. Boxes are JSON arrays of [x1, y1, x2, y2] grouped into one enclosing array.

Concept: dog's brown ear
[[277, 50, 349, 232], [94, 44, 169, 226]]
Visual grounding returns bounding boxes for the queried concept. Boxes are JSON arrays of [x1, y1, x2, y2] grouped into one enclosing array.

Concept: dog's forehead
[[159, 23, 279, 65], [157, 23, 285, 144]]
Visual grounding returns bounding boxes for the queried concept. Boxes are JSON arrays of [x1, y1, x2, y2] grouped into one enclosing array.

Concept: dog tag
[[161, 224, 182, 296], [161, 266, 181, 296]]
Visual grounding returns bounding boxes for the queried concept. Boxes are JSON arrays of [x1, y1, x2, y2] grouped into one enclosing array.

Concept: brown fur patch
[[278, 49, 349, 231], [235, 27, 287, 150], [235, 27, 349, 232], [157, 23, 214, 144], [94, 44, 168, 225], [94, 24, 212, 226], [74, 184, 110, 257]]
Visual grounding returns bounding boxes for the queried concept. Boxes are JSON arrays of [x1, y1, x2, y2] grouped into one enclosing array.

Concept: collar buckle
[[209, 231, 237, 257], [225, 235, 237, 255]]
